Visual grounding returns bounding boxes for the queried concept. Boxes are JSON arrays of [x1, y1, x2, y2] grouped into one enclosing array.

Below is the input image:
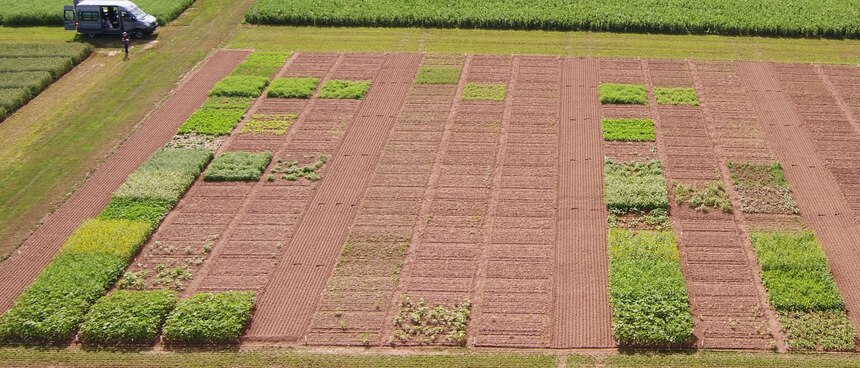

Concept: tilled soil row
[[0, 49, 250, 313]]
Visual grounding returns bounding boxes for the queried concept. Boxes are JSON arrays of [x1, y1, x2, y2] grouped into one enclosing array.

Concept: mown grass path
[[0, 0, 255, 259]]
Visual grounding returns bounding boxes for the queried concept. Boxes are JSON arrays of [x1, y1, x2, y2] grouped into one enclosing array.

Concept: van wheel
[[85, 33, 96, 39], [133, 30, 145, 39]]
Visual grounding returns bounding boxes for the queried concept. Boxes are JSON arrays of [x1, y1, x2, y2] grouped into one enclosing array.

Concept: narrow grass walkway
[[1, 348, 859, 367], [0, 0, 255, 260], [228, 26, 860, 64]]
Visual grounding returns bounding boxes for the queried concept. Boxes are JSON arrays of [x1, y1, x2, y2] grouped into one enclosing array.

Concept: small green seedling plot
[[162, 291, 255, 344], [462, 83, 506, 101], [601, 118, 655, 142], [393, 296, 471, 346], [0, 219, 150, 343], [728, 162, 799, 215], [209, 75, 270, 98], [204, 151, 273, 182], [269, 154, 328, 182], [599, 84, 647, 105], [751, 231, 856, 351], [79, 290, 176, 346], [177, 97, 255, 136], [416, 67, 462, 84], [608, 228, 693, 347], [231, 52, 291, 79], [0, 0, 194, 26], [241, 114, 297, 135], [672, 180, 732, 213], [166, 134, 224, 151], [318, 80, 372, 99], [267, 77, 319, 98], [604, 160, 670, 230], [654, 87, 699, 106]]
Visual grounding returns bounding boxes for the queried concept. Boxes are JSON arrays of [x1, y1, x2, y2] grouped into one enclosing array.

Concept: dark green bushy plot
[[416, 67, 462, 84], [232, 52, 291, 79], [267, 77, 319, 98], [601, 118, 655, 141], [462, 83, 506, 101], [204, 151, 273, 182], [79, 290, 176, 346], [209, 76, 270, 98], [162, 291, 255, 344], [604, 160, 669, 214], [654, 87, 699, 106], [318, 80, 372, 99], [608, 229, 693, 347], [599, 84, 647, 105], [0, 219, 150, 343]]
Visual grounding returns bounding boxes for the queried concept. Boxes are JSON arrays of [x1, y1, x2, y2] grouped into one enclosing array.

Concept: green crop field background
[[246, 0, 860, 38], [0, 0, 194, 26]]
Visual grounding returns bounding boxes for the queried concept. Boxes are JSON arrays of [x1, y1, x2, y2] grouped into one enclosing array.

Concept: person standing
[[121, 32, 130, 57]]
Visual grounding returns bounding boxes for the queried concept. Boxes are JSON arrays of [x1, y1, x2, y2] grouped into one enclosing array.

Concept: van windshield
[[127, 5, 146, 18]]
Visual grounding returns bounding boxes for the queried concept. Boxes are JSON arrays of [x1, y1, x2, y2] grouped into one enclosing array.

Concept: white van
[[63, 0, 158, 38]]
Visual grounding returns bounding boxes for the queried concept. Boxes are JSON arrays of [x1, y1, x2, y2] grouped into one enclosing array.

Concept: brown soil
[[0, 50, 250, 313]]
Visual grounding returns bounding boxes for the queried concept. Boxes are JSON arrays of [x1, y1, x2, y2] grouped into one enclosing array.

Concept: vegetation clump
[[654, 87, 699, 106], [204, 151, 273, 182], [162, 291, 255, 344], [728, 162, 799, 215], [462, 83, 506, 101], [416, 67, 462, 84], [267, 77, 319, 98], [608, 228, 693, 347], [672, 181, 733, 213], [599, 84, 647, 105], [270, 154, 328, 181], [601, 118, 655, 141], [751, 231, 856, 351], [318, 80, 372, 99], [79, 290, 177, 346], [604, 160, 670, 230], [393, 296, 471, 345], [209, 75, 270, 98]]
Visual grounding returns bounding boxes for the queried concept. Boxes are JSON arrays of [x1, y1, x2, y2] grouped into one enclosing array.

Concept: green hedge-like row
[[0, 71, 54, 94], [0, 219, 151, 343], [0, 43, 92, 63], [604, 160, 669, 215], [162, 291, 255, 344], [0, 87, 31, 116], [232, 52, 291, 79], [0, 57, 75, 78], [608, 228, 693, 347]]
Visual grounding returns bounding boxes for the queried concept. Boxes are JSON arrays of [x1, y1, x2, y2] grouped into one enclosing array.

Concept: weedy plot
[[111, 148, 214, 204], [210, 76, 270, 98], [267, 77, 319, 98], [393, 296, 471, 346], [751, 231, 855, 351], [462, 83, 506, 101], [608, 228, 693, 348], [601, 118, 655, 142], [231, 52, 291, 79], [654, 87, 699, 106], [269, 154, 327, 181], [728, 162, 799, 215], [165, 134, 225, 151], [318, 80, 372, 99], [162, 291, 255, 344], [416, 67, 462, 85], [79, 290, 176, 346], [672, 181, 732, 213], [177, 97, 255, 136], [604, 160, 670, 230], [599, 84, 647, 105], [240, 114, 297, 135], [0, 219, 150, 343], [204, 151, 274, 182]]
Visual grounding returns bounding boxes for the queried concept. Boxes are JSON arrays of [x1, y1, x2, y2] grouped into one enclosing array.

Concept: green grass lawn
[[0, 0, 256, 260], [227, 25, 860, 64]]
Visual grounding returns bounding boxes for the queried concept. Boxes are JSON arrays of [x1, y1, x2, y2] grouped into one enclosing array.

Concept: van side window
[[64, 10, 75, 21], [79, 11, 99, 22]]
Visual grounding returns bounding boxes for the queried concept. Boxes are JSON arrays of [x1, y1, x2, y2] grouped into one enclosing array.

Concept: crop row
[[0, 43, 92, 121], [246, 0, 860, 38], [0, 0, 194, 26]]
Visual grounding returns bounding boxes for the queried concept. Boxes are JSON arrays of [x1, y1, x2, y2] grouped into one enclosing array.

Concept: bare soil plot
[[0, 49, 249, 313]]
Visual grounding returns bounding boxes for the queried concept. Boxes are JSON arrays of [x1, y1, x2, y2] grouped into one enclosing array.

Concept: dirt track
[[0, 49, 249, 313]]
